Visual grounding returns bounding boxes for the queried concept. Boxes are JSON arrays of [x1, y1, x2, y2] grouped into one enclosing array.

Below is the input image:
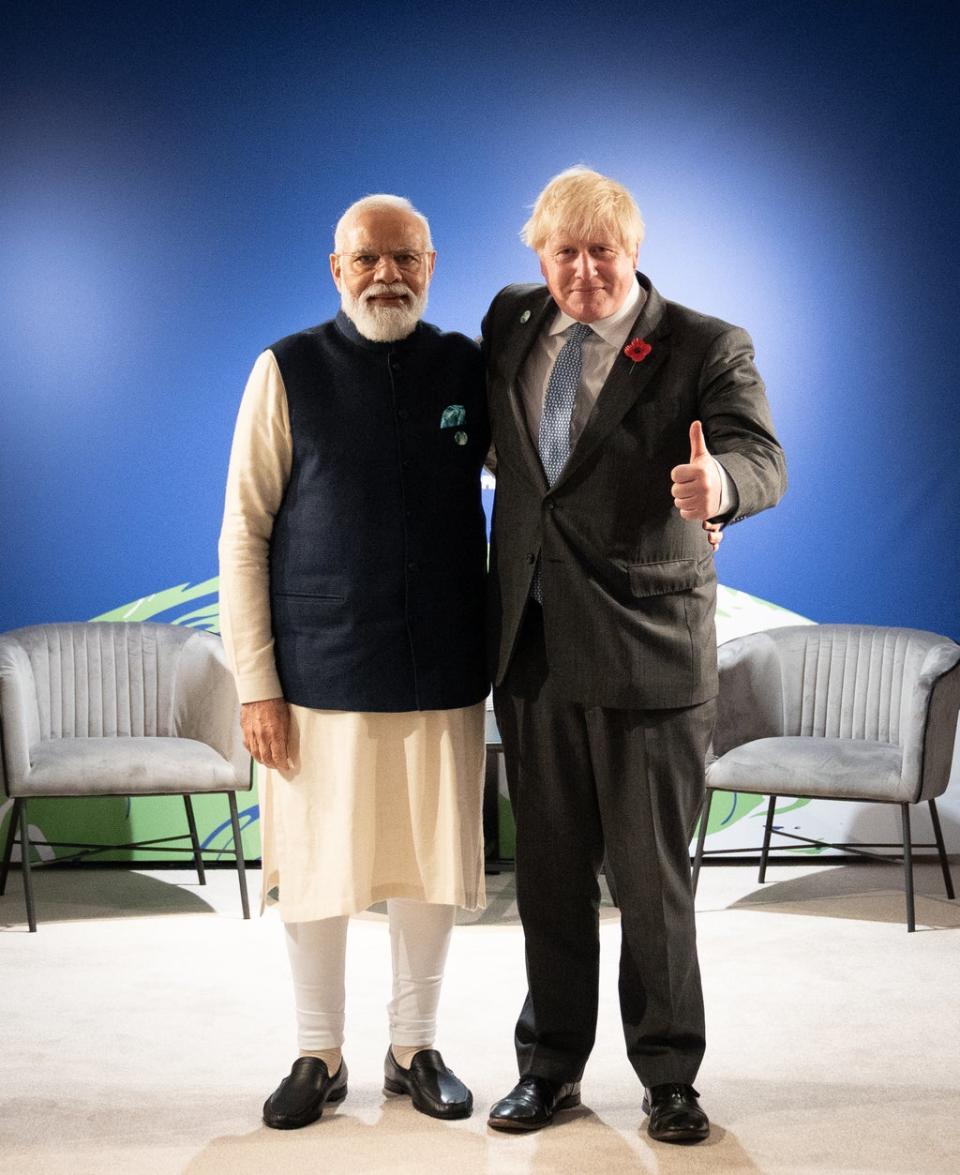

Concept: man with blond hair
[[484, 168, 786, 1142], [219, 195, 487, 1129]]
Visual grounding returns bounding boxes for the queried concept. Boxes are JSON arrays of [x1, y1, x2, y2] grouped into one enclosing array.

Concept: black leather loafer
[[262, 1056, 348, 1129], [383, 1048, 473, 1119], [642, 1083, 710, 1144], [487, 1075, 581, 1132]]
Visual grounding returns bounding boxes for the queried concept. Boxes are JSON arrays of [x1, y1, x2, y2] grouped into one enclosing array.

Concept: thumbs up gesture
[[671, 420, 722, 521]]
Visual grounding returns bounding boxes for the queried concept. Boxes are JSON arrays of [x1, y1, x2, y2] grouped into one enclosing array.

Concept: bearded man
[[219, 195, 488, 1128]]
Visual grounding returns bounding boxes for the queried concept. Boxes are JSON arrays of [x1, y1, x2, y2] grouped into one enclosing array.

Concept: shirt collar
[[548, 277, 646, 347]]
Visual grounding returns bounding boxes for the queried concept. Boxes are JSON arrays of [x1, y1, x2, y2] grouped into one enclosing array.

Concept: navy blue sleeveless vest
[[267, 311, 489, 712]]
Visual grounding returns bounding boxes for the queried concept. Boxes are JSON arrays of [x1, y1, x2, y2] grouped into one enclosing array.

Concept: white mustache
[[361, 282, 411, 303]]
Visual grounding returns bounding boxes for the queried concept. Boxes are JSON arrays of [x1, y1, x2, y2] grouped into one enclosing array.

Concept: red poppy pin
[[624, 337, 652, 363]]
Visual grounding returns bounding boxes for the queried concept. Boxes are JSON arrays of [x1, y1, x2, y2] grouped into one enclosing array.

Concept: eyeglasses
[[338, 251, 432, 274]]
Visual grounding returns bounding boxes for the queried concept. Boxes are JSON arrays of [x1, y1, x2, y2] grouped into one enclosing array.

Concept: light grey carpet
[[1, 862, 958, 1174]]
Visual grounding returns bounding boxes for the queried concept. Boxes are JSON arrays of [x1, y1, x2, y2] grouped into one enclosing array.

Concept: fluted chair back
[[16, 622, 203, 740]]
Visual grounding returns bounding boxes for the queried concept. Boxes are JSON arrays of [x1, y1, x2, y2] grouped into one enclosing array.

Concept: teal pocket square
[[440, 404, 466, 428]]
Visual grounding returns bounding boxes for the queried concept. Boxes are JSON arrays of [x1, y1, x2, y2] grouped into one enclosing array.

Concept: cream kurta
[[219, 351, 486, 921]]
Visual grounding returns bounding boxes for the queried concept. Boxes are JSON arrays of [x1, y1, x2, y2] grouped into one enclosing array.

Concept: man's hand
[[671, 421, 722, 522], [241, 697, 292, 769], [703, 520, 724, 552]]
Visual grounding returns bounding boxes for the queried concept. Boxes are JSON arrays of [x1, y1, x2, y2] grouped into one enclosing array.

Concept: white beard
[[341, 281, 428, 343]]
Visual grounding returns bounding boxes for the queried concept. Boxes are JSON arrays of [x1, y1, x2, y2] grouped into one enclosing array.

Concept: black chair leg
[[0, 798, 21, 895], [183, 796, 206, 886], [759, 795, 777, 883], [901, 803, 915, 932], [928, 799, 955, 900], [18, 800, 37, 932], [691, 789, 714, 895], [227, 792, 250, 920]]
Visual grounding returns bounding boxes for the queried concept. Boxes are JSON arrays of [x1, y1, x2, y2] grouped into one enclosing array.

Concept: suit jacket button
[[526, 553, 535, 563], [547, 501, 556, 511]]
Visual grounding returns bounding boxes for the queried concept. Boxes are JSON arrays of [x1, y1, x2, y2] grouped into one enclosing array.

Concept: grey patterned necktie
[[537, 320, 593, 486], [532, 321, 592, 602]]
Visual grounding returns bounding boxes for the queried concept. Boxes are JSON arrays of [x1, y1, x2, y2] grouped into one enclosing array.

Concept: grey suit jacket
[[482, 273, 787, 710]]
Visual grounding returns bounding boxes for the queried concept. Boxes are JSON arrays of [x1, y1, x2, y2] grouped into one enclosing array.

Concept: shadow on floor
[[720, 862, 960, 929], [0, 866, 235, 928]]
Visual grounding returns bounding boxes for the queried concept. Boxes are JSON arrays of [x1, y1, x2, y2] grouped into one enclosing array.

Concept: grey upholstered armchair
[[0, 622, 252, 931], [692, 625, 960, 931]]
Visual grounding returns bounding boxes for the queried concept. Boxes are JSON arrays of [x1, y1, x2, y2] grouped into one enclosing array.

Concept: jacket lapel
[[501, 292, 555, 493], [551, 277, 671, 491]]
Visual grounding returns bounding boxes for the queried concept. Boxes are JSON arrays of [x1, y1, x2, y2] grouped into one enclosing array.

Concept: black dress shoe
[[642, 1083, 710, 1144], [262, 1056, 348, 1129], [383, 1048, 473, 1119], [487, 1075, 581, 1132]]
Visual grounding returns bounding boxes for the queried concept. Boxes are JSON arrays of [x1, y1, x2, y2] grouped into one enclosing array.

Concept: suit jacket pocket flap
[[629, 557, 706, 598]]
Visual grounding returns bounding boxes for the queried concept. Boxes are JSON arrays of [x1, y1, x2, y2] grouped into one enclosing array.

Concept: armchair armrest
[[173, 631, 250, 787], [905, 643, 960, 802], [712, 631, 785, 758], [0, 635, 41, 795]]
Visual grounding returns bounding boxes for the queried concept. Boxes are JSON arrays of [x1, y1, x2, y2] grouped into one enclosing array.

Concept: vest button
[[407, 561, 417, 571], [526, 553, 535, 564], [397, 408, 409, 421]]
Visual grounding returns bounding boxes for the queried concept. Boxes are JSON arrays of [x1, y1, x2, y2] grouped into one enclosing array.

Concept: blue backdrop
[[3, 0, 958, 637]]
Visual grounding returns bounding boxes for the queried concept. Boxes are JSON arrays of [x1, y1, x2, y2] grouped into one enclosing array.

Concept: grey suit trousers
[[494, 602, 715, 1087]]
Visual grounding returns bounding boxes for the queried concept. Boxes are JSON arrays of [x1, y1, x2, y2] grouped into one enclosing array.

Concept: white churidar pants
[[284, 899, 456, 1050]]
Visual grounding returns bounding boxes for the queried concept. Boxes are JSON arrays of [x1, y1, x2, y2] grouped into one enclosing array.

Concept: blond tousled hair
[[521, 167, 645, 254]]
